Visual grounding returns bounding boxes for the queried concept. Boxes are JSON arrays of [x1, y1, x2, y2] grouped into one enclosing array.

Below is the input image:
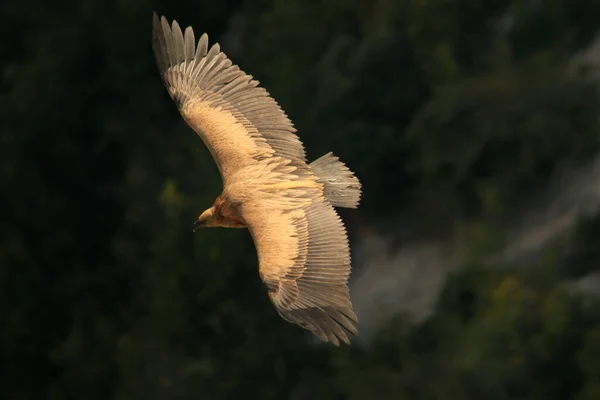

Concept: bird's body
[[152, 13, 362, 345]]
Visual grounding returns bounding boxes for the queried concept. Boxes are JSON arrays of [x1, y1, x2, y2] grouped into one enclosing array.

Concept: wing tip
[[282, 305, 359, 346], [322, 306, 359, 346], [322, 321, 359, 347]]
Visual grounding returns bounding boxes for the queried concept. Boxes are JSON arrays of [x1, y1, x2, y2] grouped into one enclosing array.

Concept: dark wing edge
[[151, 13, 307, 163], [262, 199, 358, 346]]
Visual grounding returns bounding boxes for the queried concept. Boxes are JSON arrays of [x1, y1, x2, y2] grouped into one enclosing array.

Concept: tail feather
[[310, 152, 362, 209]]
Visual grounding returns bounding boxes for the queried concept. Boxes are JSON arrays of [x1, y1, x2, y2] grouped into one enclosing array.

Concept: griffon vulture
[[152, 14, 362, 345]]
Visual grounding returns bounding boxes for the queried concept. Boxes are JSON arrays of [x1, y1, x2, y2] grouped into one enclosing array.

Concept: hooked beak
[[193, 219, 204, 232]]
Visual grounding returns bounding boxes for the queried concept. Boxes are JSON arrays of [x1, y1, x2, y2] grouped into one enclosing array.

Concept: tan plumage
[[152, 13, 362, 345]]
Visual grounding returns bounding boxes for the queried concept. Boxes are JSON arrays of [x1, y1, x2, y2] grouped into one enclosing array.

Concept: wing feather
[[241, 188, 358, 346], [152, 14, 307, 185], [183, 27, 195, 66]]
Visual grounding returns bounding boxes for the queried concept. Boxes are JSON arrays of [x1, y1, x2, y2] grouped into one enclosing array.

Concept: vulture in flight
[[152, 13, 362, 345]]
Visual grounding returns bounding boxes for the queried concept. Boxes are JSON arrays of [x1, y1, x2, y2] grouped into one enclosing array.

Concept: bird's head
[[193, 206, 246, 230], [193, 207, 218, 230]]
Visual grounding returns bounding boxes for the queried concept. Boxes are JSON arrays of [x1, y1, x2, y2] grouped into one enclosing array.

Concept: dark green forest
[[3, 0, 600, 398]]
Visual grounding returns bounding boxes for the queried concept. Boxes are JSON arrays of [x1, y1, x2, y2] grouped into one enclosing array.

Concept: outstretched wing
[[152, 14, 306, 185], [241, 187, 358, 346]]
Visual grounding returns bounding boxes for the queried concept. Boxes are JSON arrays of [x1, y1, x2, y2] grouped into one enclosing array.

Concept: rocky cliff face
[[351, 134, 600, 343], [348, 34, 600, 341]]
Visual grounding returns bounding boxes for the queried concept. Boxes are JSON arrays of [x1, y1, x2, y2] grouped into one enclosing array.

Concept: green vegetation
[[2, 0, 600, 398]]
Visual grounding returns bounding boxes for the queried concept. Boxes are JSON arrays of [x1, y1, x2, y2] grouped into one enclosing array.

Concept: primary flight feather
[[152, 13, 362, 345]]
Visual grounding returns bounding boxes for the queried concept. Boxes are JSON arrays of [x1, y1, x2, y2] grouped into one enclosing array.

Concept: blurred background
[[3, 0, 600, 399]]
